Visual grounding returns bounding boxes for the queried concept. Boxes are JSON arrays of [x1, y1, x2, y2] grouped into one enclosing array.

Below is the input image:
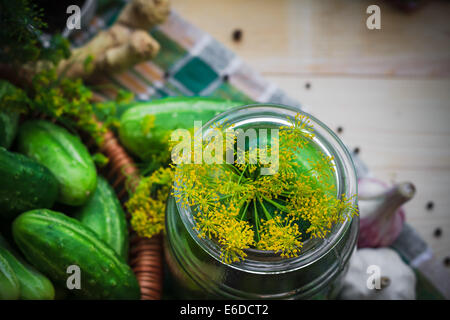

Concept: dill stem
[[279, 191, 294, 197], [262, 196, 288, 212], [237, 163, 248, 185], [192, 194, 232, 209], [224, 163, 242, 176], [239, 199, 250, 221], [216, 194, 233, 201], [257, 196, 273, 221], [253, 198, 260, 241]]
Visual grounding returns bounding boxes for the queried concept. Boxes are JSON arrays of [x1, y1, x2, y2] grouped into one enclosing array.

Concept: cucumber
[[16, 120, 97, 206], [0, 80, 21, 149], [0, 249, 20, 300], [73, 176, 129, 261], [12, 209, 140, 300], [119, 97, 244, 161], [0, 110, 19, 149], [0, 147, 59, 220], [0, 234, 54, 300]]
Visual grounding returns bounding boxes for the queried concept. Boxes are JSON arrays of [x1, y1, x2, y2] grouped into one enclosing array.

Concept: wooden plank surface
[[269, 76, 450, 263], [172, 0, 450, 267], [173, 0, 450, 77]]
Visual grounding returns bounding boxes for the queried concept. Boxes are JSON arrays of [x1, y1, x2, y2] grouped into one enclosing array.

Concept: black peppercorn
[[434, 228, 442, 238], [232, 29, 243, 42], [444, 257, 450, 267]]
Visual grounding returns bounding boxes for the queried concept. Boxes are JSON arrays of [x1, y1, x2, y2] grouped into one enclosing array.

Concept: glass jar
[[164, 104, 359, 299]]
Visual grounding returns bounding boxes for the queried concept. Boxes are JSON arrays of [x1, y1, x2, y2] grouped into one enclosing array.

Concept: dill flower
[[257, 216, 303, 258], [126, 167, 174, 238], [173, 113, 358, 264], [218, 218, 255, 264]]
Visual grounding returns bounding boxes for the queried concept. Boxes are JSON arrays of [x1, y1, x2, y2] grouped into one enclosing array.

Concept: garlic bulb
[[339, 248, 416, 300], [358, 178, 416, 248]]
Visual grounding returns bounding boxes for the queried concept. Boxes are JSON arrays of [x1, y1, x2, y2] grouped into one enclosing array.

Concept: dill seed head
[[171, 113, 358, 263], [126, 167, 174, 238]]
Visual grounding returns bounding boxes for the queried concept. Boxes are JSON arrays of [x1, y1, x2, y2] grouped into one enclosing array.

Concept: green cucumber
[[0, 80, 22, 149], [0, 234, 54, 300], [0, 147, 59, 220], [73, 176, 129, 261], [119, 97, 244, 161], [0, 248, 20, 300], [16, 120, 97, 206], [0, 110, 19, 149], [12, 209, 140, 300]]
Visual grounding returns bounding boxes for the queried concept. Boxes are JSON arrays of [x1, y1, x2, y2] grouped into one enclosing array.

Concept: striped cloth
[[73, 2, 448, 300], [74, 8, 301, 107]]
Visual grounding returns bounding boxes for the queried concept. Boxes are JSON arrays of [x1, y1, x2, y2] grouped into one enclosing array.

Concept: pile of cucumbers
[[0, 97, 243, 300], [0, 117, 138, 300]]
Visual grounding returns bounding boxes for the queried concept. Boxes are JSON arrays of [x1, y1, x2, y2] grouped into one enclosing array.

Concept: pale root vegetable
[[1, 0, 170, 85], [117, 0, 171, 29], [57, 0, 170, 80], [58, 27, 160, 80], [358, 178, 415, 248]]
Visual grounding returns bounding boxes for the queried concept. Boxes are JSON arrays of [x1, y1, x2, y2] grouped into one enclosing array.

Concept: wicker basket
[[96, 129, 163, 300]]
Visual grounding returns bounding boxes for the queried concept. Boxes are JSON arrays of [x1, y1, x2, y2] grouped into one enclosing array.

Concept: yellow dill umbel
[[172, 113, 358, 264], [126, 167, 174, 238]]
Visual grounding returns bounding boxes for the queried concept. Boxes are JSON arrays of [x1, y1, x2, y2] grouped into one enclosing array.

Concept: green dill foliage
[[92, 152, 110, 168], [31, 69, 133, 144], [173, 114, 358, 264], [0, 0, 70, 65], [0, 80, 30, 114], [0, 0, 135, 145], [0, 71, 130, 146]]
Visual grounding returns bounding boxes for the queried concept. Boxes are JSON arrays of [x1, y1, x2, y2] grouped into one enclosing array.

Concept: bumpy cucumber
[[119, 97, 244, 161], [0, 234, 54, 300], [0, 147, 59, 220], [12, 209, 140, 300], [0, 110, 19, 149], [73, 176, 129, 261], [0, 249, 20, 300], [16, 120, 97, 206]]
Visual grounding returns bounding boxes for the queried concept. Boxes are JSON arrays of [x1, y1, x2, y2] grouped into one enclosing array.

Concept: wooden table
[[172, 0, 450, 268]]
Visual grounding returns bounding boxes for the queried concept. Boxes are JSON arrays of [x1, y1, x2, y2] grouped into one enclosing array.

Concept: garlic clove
[[357, 178, 415, 248]]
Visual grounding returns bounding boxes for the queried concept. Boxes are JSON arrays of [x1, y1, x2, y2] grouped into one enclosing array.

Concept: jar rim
[[173, 103, 358, 274]]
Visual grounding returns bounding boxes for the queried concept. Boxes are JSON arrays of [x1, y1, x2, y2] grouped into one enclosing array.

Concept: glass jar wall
[[164, 104, 359, 299]]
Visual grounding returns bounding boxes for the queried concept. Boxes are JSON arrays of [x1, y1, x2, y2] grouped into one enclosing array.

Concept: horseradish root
[[117, 0, 171, 30], [58, 0, 170, 80]]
